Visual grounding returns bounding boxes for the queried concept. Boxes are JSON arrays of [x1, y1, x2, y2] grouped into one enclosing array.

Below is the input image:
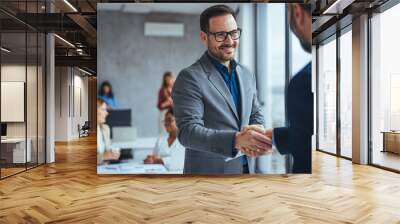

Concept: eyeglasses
[[207, 28, 242, 42]]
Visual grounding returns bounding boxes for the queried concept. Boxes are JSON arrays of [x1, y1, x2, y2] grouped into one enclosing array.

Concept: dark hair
[[99, 81, 114, 97], [298, 3, 311, 15], [162, 71, 173, 88], [200, 5, 237, 32]]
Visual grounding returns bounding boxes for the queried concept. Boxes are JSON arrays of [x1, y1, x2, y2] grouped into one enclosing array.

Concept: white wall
[[1, 65, 40, 137], [1, 63, 46, 163], [55, 67, 89, 141]]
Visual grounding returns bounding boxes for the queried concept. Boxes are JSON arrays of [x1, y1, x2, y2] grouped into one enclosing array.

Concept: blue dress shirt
[[99, 95, 119, 109], [207, 53, 247, 166]]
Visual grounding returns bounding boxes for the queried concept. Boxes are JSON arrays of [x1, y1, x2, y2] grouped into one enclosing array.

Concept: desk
[[1, 138, 31, 163], [111, 137, 157, 161], [97, 159, 182, 174], [382, 131, 400, 154]]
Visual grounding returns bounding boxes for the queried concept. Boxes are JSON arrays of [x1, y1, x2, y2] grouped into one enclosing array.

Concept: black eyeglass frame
[[206, 28, 242, 42]]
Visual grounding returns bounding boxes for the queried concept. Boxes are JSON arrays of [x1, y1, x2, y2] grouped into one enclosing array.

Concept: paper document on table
[[225, 151, 243, 161], [119, 163, 167, 173], [98, 163, 168, 174]]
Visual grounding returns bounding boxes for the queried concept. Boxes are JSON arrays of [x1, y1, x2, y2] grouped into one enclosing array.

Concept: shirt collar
[[206, 51, 238, 73]]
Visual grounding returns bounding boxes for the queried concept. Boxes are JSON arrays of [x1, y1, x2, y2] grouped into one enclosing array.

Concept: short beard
[[299, 36, 311, 53], [207, 41, 235, 63], [290, 13, 311, 53]]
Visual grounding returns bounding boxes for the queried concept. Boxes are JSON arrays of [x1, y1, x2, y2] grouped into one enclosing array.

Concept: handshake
[[234, 125, 273, 157]]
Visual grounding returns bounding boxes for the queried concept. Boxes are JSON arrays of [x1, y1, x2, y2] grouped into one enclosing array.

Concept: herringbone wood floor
[[1, 135, 400, 224]]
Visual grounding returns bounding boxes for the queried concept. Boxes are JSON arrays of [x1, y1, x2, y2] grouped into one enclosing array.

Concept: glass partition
[[27, 30, 38, 169], [0, 1, 46, 179], [1, 31, 28, 177]]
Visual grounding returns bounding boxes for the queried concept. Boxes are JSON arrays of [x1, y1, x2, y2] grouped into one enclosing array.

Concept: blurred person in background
[[157, 71, 175, 133], [144, 109, 185, 172], [99, 81, 119, 109], [97, 99, 120, 164]]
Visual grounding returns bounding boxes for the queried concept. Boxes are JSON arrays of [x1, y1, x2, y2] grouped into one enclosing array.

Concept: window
[[317, 37, 337, 154], [291, 32, 311, 76], [370, 3, 400, 171], [254, 4, 288, 174], [339, 29, 352, 158]]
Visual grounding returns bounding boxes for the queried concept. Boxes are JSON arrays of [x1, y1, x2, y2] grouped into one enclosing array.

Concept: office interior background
[[0, 0, 399, 223], [97, 2, 310, 174], [312, 0, 400, 172], [0, 0, 97, 179]]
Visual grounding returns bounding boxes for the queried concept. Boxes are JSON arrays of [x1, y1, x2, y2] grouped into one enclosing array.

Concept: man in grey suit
[[172, 5, 272, 174]]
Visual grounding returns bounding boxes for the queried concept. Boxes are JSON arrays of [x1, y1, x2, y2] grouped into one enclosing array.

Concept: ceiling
[[311, 0, 391, 44], [1, 0, 397, 73], [97, 3, 239, 15]]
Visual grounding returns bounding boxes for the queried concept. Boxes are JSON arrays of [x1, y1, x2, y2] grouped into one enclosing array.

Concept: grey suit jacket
[[172, 52, 265, 174]]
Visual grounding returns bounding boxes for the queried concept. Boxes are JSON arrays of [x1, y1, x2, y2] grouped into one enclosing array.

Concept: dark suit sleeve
[[273, 127, 290, 154], [271, 63, 313, 173], [272, 71, 312, 156], [172, 69, 237, 158]]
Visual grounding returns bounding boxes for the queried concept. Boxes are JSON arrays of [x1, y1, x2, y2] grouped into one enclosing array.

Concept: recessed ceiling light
[[54, 34, 75, 48], [78, 67, 92, 76], [63, 0, 78, 12], [1, 47, 11, 53]]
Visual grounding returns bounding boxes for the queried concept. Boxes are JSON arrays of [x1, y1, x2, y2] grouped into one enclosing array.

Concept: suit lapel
[[199, 53, 239, 121]]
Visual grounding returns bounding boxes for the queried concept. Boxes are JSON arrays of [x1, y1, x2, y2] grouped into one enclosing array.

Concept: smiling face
[[200, 14, 239, 64]]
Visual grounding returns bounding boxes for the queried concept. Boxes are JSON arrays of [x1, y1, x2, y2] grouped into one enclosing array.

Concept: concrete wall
[[98, 11, 204, 137]]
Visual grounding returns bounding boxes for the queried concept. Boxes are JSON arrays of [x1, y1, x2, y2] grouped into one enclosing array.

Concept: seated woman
[[144, 109, 185, 172], [97, 99, 120, 165]]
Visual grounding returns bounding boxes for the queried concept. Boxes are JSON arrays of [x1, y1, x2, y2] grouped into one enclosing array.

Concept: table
[[1, 138, 31, 163], [97, 159, 182, 174], [111, 137, 157, 161], [382, 131, 400, 154]]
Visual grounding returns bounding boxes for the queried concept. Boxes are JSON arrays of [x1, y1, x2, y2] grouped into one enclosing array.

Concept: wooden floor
[[372, 150, 400, 171], [1, 167, 26, 178], [1, 135, 400, 224]]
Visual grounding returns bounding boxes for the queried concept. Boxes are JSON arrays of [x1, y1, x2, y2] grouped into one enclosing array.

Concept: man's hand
[[243, 125, 273, 140], [103, 151, 120, 161], [235, 125, 273, 157]]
